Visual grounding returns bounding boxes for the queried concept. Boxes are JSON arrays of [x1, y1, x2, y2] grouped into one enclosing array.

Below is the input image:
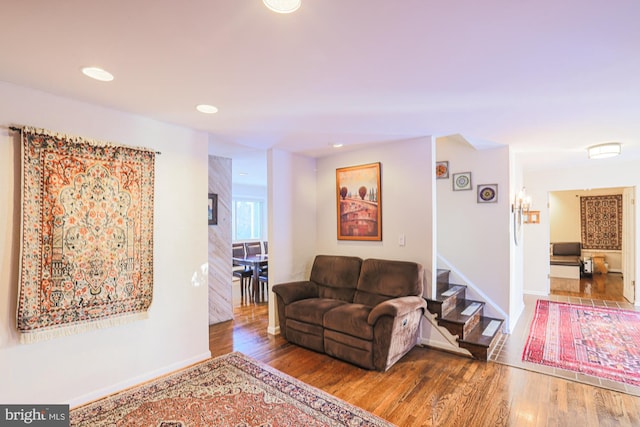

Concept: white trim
[[418, 337, 471, 357], [267, 325, 280, 336], [524, 290, 549, 297], [68, 351, 212, 408]]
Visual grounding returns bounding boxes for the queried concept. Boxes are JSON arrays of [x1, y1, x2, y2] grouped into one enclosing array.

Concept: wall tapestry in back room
[[580, 194, 622, 250], [17, 127, 155, 343]]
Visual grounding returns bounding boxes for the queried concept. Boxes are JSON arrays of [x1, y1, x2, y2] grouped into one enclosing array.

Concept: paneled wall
[[208, 155, 233, 324]]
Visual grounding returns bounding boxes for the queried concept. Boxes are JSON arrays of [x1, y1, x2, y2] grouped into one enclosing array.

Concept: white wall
[[436, 136, 512, 324], [524, 160, 640, 301], [0, 82, 210, 405], [315, 138, 435, 274], [267, 149, 318, 333]]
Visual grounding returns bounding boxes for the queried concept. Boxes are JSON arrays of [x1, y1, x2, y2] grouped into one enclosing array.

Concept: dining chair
[[232, 243, 253, 303], [257, 269, 268, 302], [244, 241, 267, 301], [244, 241, 262, 255]]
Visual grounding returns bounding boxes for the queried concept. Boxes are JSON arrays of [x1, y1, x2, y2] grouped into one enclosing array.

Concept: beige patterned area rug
[[71, 352, 395, 426]]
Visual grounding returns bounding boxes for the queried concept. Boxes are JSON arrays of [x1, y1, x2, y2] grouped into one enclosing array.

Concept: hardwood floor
[[210, 302, 640, 426], [550, 272, 626, 302]]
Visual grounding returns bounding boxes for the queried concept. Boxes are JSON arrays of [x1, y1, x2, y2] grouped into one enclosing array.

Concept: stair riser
[[440, 295, 459, 316], [460, 332, 502, 361], [462, 311, 482, 337], [426, 300, 443, 317], [438, 311, 482, 340]]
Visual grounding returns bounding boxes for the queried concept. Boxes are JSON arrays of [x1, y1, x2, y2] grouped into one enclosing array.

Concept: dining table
[[232, 254, 268, 301]]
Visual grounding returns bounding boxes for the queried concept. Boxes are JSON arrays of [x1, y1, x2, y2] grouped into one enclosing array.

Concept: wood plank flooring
[[209, 302, 640, 427], [550, 272, 625, 302]]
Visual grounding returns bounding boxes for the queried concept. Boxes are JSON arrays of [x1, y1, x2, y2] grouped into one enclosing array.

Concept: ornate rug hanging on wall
[[580, 194, 622, 250], [17, 127, 155, 343]]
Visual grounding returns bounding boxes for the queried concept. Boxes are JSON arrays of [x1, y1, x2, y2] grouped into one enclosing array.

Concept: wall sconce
[[512, 188, 531, 246], [587, 142, 621, 159]]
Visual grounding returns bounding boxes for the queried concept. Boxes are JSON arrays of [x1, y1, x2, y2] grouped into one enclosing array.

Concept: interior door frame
[[623, 186, 636, 303], [548, 186, 635, 304]]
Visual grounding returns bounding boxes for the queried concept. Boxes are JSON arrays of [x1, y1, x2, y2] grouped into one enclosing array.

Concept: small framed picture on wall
[[477, 184, 498, 203], [452, 172, 472, 191]]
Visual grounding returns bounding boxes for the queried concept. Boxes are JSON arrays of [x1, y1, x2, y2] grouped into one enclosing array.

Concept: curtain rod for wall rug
[[6, 125, 161, 155]]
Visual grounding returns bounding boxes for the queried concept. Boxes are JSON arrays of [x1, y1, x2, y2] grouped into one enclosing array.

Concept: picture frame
[[208, 193, 218, 225], [452, 172, 472, 191], [436, 161, 449, 179], [477, 184, 498, 203], [336, 162, 382, 241]]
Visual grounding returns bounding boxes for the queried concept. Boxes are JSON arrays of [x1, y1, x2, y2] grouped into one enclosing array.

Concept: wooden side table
[[592, 255, 607, 274]]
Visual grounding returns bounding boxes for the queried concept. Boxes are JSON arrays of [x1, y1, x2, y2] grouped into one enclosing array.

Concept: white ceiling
[[1, 1, 639, 185]]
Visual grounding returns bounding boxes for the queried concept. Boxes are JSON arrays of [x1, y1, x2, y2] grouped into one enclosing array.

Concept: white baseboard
[[418, 337, 471, 357], [267, 325, 280, 336], [68, 351, 212, 408], [523, 290, 548, 296]]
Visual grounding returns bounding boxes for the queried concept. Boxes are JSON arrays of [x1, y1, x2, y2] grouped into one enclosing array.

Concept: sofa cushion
[[354, 259, 423, 307], [323, 303, 373, 340], [310, 255, 363, 302], [324, 330, 374, 370], [552, 242, 581, 256], [325, 329, 372, 352], [286, 298, 347, 325], [286, 320, 325, 353]]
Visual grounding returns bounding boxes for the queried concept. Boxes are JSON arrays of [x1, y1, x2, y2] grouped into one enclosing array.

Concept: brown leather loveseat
[[272, 255, 427, 371]]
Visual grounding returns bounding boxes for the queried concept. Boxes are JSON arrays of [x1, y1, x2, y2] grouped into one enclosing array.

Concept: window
[[232, 199, 263, 241]]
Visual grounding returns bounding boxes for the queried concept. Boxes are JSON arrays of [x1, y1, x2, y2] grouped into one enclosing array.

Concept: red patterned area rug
[[523, 300, 640, 386], [70, 352, 394, 426]]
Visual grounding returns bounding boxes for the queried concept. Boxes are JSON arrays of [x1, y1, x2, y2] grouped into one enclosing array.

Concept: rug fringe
[[19, 312, 148, 344]]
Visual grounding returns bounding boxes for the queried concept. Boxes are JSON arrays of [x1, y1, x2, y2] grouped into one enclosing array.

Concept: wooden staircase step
[[436, 269, 451, 292], [426, 268, 505, 362], [437, 299, 484, 339], [458, 317, 504, 360], [426, 284, 467, 317]]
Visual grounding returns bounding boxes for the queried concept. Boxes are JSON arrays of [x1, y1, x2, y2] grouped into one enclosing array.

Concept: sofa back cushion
[[310, 255, 363, 302], [552, 242, 581, 256], [354, 259, 423, 307]]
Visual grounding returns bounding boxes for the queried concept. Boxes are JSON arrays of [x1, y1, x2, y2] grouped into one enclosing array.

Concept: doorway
[[548, 187, 635, 303]]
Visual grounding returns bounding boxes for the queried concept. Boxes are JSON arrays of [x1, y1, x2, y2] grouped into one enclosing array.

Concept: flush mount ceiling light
[[587, 142, 621, 159], [263, 0, 301, 13], [81, 66, 114, 82], [196, 104, 219, 114]]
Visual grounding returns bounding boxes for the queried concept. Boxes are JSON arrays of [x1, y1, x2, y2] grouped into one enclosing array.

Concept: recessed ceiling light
[[196, 104, 219, 114], [332, 143, 344, 148], [239, 172, 248, 176], [263, 0, 301, 13], [81, 67, 114, 82], [587, 142, 621, 159]]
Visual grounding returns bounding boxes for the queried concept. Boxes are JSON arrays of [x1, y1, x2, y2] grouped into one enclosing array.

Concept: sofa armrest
[[367, 296, 427, 325], [271, 281, 319, 304]]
